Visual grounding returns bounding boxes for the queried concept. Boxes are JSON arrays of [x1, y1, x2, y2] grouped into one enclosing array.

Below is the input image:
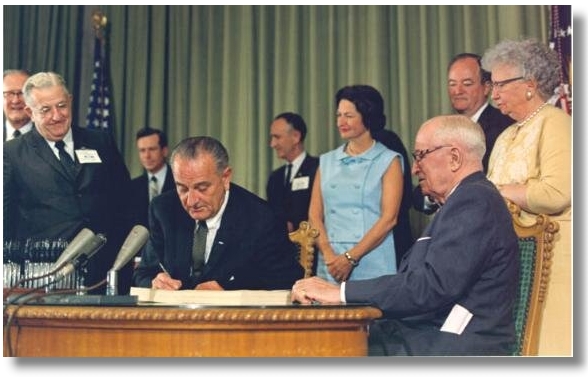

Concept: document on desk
[[130, 287, 292, 306]]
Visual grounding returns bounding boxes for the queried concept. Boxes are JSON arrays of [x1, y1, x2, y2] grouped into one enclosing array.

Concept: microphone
[[49, 228, 96, 273], [106, 225, 149, 295], [55, 233, 107, 279], [5, 233, 107, 306]]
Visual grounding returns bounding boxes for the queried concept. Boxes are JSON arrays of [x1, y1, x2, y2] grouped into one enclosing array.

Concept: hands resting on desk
[[151, 272, 223, 290], [291, 277, 341, 304]]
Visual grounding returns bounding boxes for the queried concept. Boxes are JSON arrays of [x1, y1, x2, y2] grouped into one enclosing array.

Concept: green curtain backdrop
[[3, 5, 550, 235]]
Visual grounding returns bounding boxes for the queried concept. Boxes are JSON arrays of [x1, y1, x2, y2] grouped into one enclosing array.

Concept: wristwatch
[[344, 252, 359, 267]]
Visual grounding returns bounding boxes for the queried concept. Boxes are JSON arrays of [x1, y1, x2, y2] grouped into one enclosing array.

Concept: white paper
[[291, 176, 310, 191], [440, 303, 473, 335], [75, 149, 102, 163]]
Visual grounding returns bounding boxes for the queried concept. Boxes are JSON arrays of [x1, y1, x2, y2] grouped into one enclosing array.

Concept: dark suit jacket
[[3, 126, 133, 293], [412, 104, 513, 213], [266, 154, 319, 230], [372, 129, 414, 264], [346, 172, 519, 355], [133, 183, 304, 290], [129, 165, 175, 229]]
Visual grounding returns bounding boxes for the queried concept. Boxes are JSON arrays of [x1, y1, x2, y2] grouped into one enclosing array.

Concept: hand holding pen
[[151, 262, 182, 290]]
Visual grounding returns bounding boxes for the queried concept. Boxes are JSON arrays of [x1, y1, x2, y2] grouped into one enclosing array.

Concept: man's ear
[[449, 147, 462, 172]]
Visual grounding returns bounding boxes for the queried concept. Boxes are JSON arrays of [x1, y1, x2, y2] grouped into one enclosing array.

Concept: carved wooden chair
[[506, 199, 559, 356], [288, 221, 319, 278]]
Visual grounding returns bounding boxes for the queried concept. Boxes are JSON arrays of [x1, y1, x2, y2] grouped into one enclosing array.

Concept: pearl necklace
[[346, 139, 376, 156], [516, 102, 548, 128]]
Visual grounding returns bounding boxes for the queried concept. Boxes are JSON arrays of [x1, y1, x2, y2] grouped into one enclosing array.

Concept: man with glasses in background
[[413, 53, 513, 214], [3, 69, 33, 142], [291, 115, 519, 356]]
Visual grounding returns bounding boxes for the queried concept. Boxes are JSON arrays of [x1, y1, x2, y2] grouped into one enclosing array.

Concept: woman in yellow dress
[[482, 38, 572, 356]]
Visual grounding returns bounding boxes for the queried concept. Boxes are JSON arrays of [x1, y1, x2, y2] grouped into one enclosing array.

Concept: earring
[[525, 90, 533, 101]]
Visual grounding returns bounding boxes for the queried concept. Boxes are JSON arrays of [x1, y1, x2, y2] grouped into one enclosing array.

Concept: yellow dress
[[488, 104, 572, 356]]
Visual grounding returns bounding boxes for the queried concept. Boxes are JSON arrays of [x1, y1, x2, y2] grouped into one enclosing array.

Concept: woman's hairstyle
[[481, 38, 560, 100], [335, 85, 386, 131]]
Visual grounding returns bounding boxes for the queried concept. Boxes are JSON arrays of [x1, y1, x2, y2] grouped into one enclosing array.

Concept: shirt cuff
[[340, 281, 347, 303]]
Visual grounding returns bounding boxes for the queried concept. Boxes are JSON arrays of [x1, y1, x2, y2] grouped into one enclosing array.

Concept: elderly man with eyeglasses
[[291, 115, 519, 356], [3, 69, 33, 142], [3, 71, 135, 295]]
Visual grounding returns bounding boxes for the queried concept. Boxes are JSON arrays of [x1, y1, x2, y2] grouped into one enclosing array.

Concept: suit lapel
[[202, 189, 238, 272], [29, 128, 73, 181]]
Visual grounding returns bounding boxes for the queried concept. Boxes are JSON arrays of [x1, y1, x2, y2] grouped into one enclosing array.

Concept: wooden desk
[[4, 304, 382, 357]]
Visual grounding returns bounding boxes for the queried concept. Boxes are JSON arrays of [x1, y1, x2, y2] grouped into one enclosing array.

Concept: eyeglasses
[[3, 91, 24, 99], [490, 76, 524, 91], [412, 145, 451, 162], [33, 102, 70, 118]]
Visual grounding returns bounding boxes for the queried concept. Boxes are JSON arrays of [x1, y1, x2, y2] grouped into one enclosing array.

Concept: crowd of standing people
[[3, 36, 571, 356]]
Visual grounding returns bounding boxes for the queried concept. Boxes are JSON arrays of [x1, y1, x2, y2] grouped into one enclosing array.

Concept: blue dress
[[316, 141, 401, 282]]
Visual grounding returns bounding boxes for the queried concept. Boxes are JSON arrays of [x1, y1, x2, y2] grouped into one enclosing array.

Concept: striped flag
[[549, 5, 572, 115], [85, 35, 112, 130]]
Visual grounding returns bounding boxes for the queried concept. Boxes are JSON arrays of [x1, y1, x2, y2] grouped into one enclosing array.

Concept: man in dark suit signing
[[292, 115, 519, 356], [133, 136, 304, 290], [3, 71, 134, 294], [266, 112, 319, 233]]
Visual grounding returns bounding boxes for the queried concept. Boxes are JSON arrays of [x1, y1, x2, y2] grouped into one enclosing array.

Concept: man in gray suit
[[291, 115, 519, 356], [3, 72, 133, 293]]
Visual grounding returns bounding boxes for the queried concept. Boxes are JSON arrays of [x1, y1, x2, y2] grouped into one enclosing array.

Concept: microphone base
[[7, 294, 138, 306]]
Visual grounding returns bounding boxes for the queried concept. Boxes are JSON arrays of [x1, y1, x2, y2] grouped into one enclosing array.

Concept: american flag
[[86, 36, 112, 130], [549, 5, 572, 115]]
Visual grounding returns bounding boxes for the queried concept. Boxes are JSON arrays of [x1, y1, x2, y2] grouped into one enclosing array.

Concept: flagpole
[[92, 10, 107, 44], [86, 10, 112, 131]]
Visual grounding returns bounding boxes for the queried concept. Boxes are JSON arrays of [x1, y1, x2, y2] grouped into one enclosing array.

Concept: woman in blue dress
[[309, 85, 404, 283]]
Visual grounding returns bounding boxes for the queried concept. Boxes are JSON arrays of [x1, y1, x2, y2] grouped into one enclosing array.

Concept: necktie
[[192, 221, 208, 273], [284, 163, 292, 188], [55, 140, 77, 178], [12, 130, 21, 138], [149, 176, 159, 202]]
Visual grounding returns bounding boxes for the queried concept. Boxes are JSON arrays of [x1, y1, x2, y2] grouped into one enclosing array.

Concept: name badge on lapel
[[75, 149, 102, 163], [292, 176, 310, 191]]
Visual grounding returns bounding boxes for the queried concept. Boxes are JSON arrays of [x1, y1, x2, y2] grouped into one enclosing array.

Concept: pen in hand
[[159, 262, 171, 276]]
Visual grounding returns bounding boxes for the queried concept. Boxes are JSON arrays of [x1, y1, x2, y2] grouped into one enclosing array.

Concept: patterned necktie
[[55, 140, 77, 178], [192, 221, 208, 274], [285, 163, 292, 188], [12, 130, 21, 138], [149, 176, 159, 202]]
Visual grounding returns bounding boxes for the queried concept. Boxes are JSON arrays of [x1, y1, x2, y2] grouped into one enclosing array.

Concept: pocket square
[[416, 236, 432, 241]]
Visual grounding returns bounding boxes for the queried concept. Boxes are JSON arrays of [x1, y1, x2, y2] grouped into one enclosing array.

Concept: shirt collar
[[150, 164, 168, 182], [5, 120, 33, 138], [46, 128, 74, 151], [289, 151, 307, 177], [335, 140, 384, 163], [199, 188, 230, 231], [470, 102, 489, 123]]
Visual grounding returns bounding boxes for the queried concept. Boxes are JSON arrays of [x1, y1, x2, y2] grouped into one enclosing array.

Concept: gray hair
[[429, 115, 486, 162], [170, 136, 229, 175], [4, 69, 30, 78], [481, 38, 560, 101], [22, 72, 70, 107]]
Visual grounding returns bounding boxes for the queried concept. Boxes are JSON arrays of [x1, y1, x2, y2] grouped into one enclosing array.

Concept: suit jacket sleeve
[[346, 175, 518, 321]]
